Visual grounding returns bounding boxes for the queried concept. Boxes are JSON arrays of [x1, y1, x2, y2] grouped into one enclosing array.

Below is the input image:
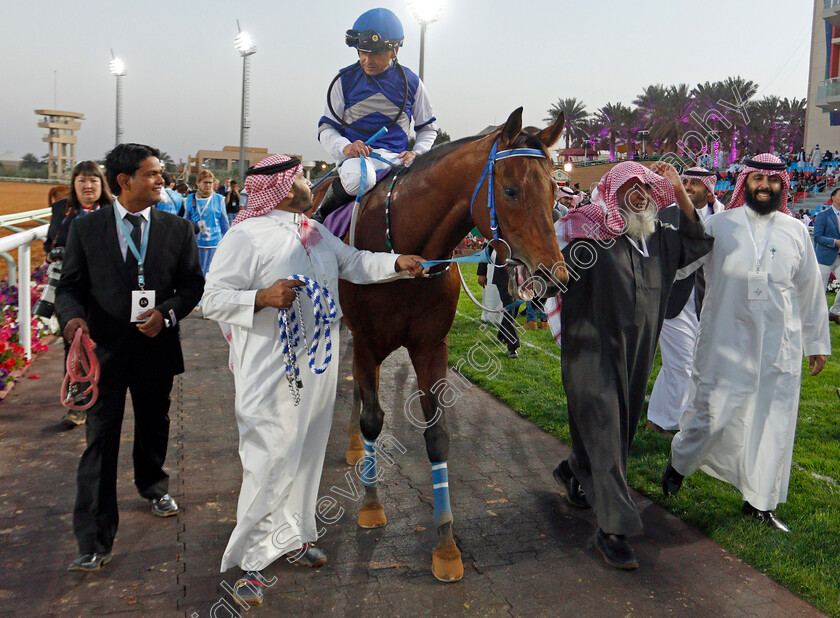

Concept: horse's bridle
[[469, 138, 548, 261]]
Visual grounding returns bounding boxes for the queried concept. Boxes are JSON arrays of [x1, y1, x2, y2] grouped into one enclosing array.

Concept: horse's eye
[[503, 186, 520, 200]]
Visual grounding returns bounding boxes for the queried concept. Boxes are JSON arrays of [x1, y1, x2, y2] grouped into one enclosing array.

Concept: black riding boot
[[312, 178, 353, 223]]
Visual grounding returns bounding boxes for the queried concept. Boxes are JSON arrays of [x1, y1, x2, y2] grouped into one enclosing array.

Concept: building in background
[[187, 146, 277, 177], [35, 109, 83, 180], [806, 0, 840, 152]]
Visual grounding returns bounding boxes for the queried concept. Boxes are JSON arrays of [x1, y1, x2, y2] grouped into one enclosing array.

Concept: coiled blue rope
[[278, 275, 337, 405]]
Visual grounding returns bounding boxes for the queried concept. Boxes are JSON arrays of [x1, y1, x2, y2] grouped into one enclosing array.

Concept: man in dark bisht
[[549, 161, 713, 570]]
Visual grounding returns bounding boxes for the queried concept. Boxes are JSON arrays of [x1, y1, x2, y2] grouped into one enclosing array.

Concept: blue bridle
[[419, 138, 548, 269], [469, 138, 548, 242]]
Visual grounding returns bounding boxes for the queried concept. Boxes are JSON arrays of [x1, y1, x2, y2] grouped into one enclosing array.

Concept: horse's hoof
[[431, 542, 464, 582], [346, 434, 364, 466], [357, 502, 387, 529]]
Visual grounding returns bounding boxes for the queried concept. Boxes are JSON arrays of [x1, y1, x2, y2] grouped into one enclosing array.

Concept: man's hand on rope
[[256, 279, 307, 311], [342, 140, 371, 159], [395, 255, 429, 277], [63, 318, 89, 344]]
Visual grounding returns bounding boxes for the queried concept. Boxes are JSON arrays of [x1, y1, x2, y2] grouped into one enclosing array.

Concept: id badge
[[198, 220, 208, 236], [131, 289, 157, 322], [748, 272, 768, 302]]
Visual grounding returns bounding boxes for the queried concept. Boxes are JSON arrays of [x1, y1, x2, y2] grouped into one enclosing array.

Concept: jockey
[[312, 7, 438, 223]]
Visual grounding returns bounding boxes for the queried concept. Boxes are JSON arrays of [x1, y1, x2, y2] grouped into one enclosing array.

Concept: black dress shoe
[[661, 456, 684, 497], [594, 529, 638, 570], [552, 460, 590, 508], [232, 571, 265, 606], [150, 493, 179, 517], [68, 552, 112, 571], [741, 502, 790, 532]]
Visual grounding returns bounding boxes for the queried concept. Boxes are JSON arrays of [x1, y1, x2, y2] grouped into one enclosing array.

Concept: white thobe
[[201, 209, 405, 572], [648, 199, 724, 430], [671, 207, 831, 511]]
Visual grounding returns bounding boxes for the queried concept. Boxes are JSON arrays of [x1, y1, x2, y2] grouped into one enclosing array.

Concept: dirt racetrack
[[0, 181, 63, 280]]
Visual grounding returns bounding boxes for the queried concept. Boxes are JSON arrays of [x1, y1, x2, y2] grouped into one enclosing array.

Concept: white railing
[[0, 224, 49, 360], [0, 207, 52, 287]]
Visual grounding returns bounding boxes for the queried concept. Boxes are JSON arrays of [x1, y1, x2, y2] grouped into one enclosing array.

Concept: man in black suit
[[57, 143, 204, 571]]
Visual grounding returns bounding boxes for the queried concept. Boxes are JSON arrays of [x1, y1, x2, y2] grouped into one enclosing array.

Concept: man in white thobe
[[201, 155, 425, 606], [663, 154, 830, 533], [648, 167, 724, 433]]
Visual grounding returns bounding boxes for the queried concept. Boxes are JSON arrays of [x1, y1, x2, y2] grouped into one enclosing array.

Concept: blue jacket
[[184, 193, 229, 248], [813, 207, 840, 266], [155, 188, 183, 216], [318, 62, 434, 154]]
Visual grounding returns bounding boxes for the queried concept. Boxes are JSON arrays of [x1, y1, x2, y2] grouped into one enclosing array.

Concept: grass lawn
[[448, 270, 840, 617]]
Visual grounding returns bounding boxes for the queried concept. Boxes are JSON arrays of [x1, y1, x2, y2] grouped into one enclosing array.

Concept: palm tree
[[779, 97, 806, 154], [616, 106, 641, 159], [656, 84, 694, 154], [580, 116, 605, 157], [545, 98, 590, 149], [159, 151, 176, 172], [634, 84, 668, 152], [598, 102, 630, 161], [721, 76, 758, 161], [749, 96, 783, 153]]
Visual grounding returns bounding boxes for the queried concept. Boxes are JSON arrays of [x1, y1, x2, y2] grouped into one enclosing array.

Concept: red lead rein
[[60, 329, 100, 411]]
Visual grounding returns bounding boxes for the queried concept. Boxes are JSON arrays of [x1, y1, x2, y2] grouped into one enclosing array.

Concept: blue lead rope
[[278, 275, 337, 406], [420, 246, 492, 269]]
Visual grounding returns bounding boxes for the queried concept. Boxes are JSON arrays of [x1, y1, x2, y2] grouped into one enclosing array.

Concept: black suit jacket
[[659, 205, 703, 320], [56, 205, 204, 379]]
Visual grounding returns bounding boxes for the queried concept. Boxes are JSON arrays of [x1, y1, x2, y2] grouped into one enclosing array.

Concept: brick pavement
[[0, 316, 823, 616]]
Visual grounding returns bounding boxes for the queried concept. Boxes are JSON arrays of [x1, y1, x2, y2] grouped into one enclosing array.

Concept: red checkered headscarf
[[681, 167, 717, 197], [726, 153, 792, 216], [232, 154, 302, 225], [559, 161, 676, 241]]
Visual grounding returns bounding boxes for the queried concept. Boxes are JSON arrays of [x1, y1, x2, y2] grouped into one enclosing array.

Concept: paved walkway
[[0, 316, 823, 616]]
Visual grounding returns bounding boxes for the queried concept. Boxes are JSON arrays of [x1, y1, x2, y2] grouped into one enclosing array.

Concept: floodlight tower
[[406, 0, 444, 82], [235, 22, 257, 181], [109, 50, 126, 147]]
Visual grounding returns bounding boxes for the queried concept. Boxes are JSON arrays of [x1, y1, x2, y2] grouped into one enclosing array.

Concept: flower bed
[[0, 264, 57, 396]]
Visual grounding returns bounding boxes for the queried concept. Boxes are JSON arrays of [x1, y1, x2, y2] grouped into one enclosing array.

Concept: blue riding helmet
[[345, 8, 404, 53]]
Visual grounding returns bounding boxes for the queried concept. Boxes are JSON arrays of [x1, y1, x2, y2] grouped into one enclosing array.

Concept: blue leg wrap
[[362, 438, 377, 487], [431, 462, 453, 526]]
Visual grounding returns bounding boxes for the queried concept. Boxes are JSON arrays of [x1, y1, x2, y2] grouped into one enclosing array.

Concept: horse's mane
[[406, 128, 549, 176]]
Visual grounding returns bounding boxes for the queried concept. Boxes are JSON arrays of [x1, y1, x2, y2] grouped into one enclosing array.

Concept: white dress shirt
[[114, 199, 152, 260]]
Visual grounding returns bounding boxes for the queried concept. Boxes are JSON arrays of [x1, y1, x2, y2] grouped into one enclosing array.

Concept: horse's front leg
[[409, 341, 465, 583], [356, 351, 388, 529], [345, 381, 364, 465]]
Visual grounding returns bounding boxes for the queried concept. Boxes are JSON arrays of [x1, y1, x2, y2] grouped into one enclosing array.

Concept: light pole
[[234, 23, 256, 181], [406, 0, 444, 82], [638, 130, 649, 158], [109, 51, 126, 148]]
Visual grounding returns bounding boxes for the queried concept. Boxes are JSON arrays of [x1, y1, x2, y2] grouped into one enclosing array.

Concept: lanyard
[[193, 194, 212, 220], [627, 236, 649, 258], [744, 209, 776, 273], [114, 206, 151, 289]]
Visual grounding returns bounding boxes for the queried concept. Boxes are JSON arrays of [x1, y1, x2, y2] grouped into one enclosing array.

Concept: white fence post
[[18, 243, 32, 360]]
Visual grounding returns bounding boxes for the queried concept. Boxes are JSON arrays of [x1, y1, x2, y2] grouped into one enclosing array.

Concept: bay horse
[[320, 108, 567, 581]]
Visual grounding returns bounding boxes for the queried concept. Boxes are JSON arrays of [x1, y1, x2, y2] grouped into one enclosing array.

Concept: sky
[[1, 0, 814, 165]]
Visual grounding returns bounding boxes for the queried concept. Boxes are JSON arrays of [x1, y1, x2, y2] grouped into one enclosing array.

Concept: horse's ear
[[498, 107, 524, 147], [538, 112, 565, 148]]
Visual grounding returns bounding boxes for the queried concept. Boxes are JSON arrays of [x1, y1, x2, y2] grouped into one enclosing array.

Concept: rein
[[61, 329, 100, 411], [278, 275, 337, 406]]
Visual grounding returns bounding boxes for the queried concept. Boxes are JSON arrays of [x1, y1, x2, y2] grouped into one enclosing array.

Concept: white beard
[[622, 201, 657, 242]]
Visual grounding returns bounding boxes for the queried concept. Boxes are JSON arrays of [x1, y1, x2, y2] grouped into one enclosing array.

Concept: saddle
[[322, 168, 394, 239]]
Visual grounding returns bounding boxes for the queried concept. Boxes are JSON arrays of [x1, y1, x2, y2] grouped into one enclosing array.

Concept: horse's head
[[472, 107, 568, 300]]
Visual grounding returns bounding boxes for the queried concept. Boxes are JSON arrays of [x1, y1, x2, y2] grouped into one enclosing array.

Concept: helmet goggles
[[345, 29, 403, 54]]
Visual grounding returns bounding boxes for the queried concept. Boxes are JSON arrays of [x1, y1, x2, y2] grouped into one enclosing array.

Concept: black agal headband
[[683, 169, 717, 177], [244, 157, 301, 179], [744, 157, 786, 171]]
